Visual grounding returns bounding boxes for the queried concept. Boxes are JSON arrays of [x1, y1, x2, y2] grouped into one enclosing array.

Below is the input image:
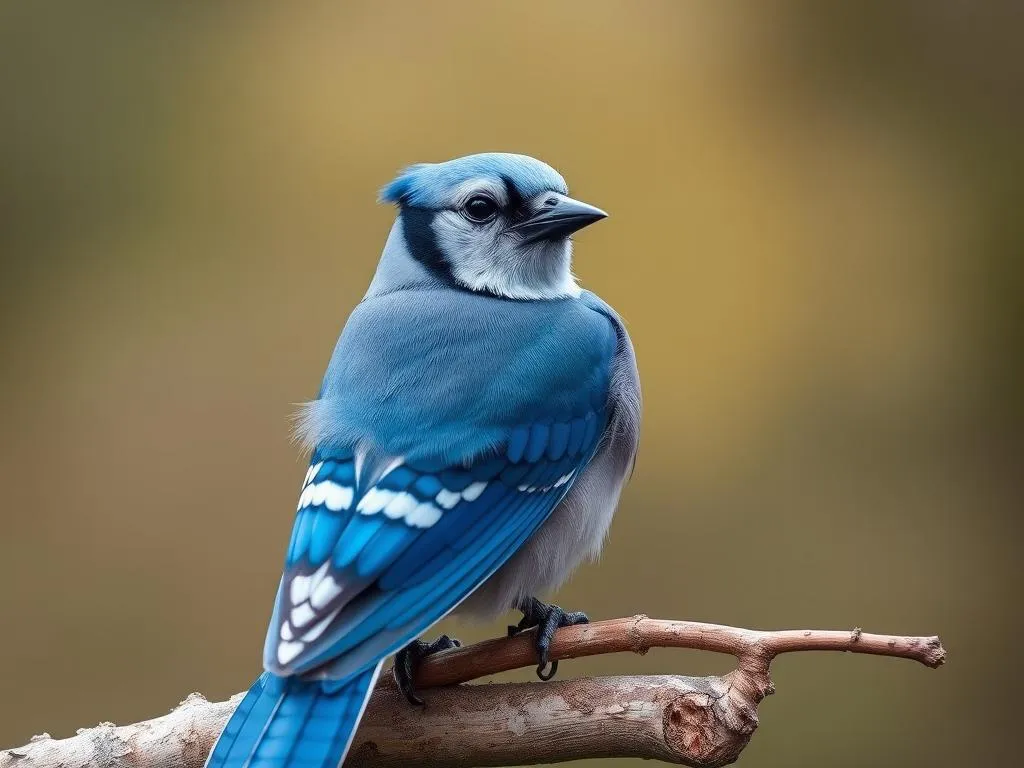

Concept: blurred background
[[1, 2, 1020, 766]]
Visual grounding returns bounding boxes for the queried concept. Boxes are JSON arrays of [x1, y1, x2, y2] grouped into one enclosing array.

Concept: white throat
[[431, 213, 581, 300]]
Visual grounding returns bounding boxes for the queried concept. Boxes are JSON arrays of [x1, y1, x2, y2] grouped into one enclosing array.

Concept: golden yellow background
[[1, 2, 1020, 766]]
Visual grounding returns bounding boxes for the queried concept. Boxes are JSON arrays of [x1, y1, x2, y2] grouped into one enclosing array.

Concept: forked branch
[[1, 616, 944, 768]]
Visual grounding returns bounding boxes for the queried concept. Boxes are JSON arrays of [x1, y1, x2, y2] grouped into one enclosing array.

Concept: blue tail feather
[[206, 664, 381, 768]]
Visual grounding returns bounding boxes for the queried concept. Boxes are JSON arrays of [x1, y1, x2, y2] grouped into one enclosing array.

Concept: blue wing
[[263, 411, 606, 681]]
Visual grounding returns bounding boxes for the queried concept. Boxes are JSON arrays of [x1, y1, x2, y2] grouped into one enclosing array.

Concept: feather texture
[[266, 403, 606, 679], [205, 666, 381, 768], [379, 152, 567, 208], [295, 287, 616, 465], [206, 152, 639, 768]]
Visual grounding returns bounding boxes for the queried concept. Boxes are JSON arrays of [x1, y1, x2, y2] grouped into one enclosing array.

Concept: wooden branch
[[412, 615, 946, 689], [1, 616, 944, 768]]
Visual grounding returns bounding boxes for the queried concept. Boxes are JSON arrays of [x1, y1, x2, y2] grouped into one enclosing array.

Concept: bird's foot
[[393, 634, 461, 706], [507, 596, 589, 681]]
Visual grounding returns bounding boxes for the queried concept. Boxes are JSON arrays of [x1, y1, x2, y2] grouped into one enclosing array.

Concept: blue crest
[[379, 152, 569, 208]]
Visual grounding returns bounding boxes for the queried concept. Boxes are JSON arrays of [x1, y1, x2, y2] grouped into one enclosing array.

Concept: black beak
[[508, 193, 608, 245]]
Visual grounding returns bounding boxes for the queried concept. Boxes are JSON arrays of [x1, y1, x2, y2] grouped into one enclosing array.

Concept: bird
[[204, 152, 641, 768]]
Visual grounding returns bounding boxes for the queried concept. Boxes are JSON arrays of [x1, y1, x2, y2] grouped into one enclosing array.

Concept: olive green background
[[1, 2, 1020, 766]]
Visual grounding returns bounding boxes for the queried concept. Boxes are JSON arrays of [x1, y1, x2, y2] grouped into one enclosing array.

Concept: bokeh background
[[1, 2, 1021, 766]]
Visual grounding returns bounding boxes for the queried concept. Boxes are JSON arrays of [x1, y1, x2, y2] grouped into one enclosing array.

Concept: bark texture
[[1, 616, 944, 768]]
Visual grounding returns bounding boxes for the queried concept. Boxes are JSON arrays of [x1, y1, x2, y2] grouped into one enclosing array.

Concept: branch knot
[[629, 613, 650, 655]]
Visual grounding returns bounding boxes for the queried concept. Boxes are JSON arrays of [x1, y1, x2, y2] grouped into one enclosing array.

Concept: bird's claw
[[393, 634, 461, 706], [508, 597, 589, 681]]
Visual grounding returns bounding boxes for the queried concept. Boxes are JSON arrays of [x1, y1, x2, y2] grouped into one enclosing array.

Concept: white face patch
[[430, 190, 581, 301]]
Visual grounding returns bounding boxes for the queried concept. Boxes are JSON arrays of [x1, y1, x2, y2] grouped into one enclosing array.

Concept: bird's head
[[379, 153, 606, 300]]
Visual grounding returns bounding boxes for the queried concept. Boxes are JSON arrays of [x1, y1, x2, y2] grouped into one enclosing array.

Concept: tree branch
[[1, 616, 944, 768], [412, 615, 945, 689]]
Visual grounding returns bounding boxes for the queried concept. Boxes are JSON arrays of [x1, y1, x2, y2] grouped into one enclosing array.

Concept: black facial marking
[[400, 207, 455, 282], [398, 205, 518, 301], [500, 174, 532, 224], [500, 175, 525, 211]]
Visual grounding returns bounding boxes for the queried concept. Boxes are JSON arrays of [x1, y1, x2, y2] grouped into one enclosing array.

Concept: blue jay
[[204, 153, 641, 768]]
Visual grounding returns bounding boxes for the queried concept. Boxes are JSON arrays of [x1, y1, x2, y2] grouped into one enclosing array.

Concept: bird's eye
[[463, 195, 499, 222]]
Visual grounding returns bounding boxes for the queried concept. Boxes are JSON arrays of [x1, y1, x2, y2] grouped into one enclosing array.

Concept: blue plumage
[[379, 152, 568, 208], [266, 406, 605, 677], [300, 288, 617, 465], [206, 667, 380, 768], [205, 153, 640, 768]]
